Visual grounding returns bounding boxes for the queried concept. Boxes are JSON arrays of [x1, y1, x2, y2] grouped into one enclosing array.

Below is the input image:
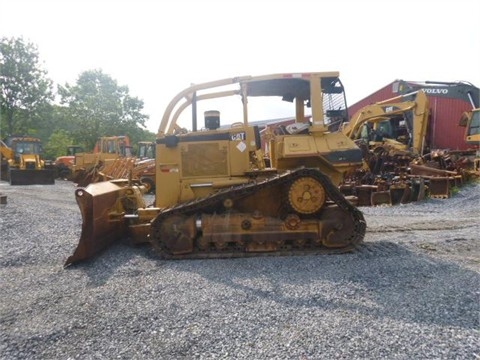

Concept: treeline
[[0, 36, 156, 160]]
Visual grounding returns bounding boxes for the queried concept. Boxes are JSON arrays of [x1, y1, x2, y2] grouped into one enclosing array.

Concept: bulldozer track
[[150, 168, 366, 259]]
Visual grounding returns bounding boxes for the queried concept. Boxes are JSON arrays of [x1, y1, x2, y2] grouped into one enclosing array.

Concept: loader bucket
[[9, 169, 56, 185], [65, 181, 127, 267]]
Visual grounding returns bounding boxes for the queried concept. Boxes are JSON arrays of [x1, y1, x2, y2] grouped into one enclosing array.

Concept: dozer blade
[[65, 181, 127, 267], [9, 169, 56, 185]]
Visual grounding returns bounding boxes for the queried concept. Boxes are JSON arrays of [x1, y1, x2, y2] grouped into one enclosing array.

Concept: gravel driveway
[[1, 179, 479, 359]]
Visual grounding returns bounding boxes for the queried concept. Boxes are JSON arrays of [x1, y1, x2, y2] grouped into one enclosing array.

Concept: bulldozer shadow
[[64, 232, 478, 331], [66, 241, 157, 288], [173, 240, 478, 330]]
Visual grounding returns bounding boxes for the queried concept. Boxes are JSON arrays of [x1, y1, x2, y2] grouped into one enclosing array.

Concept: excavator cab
[[459, 108, 480, 175], [464, 109, 480, 145]]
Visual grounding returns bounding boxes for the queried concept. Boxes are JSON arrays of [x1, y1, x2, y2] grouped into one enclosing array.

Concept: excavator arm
[[342, 91, 430, 155]]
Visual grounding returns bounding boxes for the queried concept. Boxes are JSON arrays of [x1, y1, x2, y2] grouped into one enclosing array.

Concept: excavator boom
[[341, 90, 430, 155]]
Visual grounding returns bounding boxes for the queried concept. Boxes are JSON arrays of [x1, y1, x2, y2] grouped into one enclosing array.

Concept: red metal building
[[347, 80, 479, 151]]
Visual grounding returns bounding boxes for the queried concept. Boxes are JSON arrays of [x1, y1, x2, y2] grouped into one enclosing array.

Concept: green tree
[[0, 36, 54, 137], [43, 129, 75, 160], [58, 69, 149, 149]]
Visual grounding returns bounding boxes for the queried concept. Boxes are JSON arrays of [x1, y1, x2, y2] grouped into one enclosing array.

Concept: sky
[[1, 0, 479, 133]]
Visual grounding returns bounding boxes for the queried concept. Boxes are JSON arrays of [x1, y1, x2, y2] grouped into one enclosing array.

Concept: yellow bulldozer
[[69, 136, 133, 186], [65, 72, 367, 266], [0, 135, 56, 185]]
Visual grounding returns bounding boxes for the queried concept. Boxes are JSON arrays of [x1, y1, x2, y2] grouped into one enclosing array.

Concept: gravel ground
[[0, 179, 479, 360]]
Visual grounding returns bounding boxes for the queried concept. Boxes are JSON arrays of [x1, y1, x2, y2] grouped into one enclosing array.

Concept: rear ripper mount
[[150, 168, 366, 259]]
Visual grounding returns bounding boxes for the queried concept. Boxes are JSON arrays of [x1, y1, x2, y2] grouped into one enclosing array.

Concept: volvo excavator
[[65, 72, 367, 266]]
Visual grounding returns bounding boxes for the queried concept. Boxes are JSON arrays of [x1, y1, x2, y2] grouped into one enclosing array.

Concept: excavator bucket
[[410, 164, 453, 199], [65, 181, 128, 267], [9, 169, 56, 185]]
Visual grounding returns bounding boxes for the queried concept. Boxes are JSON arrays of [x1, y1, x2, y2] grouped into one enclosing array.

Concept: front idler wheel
[[152, 214, 197, 255]]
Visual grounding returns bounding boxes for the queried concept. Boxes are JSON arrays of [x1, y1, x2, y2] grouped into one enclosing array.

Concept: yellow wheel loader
[[0, 136, 55, 185], [65, 72, 366, 266]]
